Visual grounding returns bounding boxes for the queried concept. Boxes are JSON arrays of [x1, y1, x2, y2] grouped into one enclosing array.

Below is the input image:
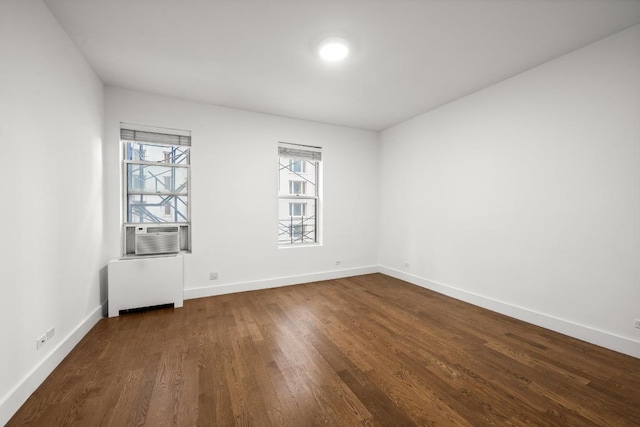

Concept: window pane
[[288, 181, 306, 195], [289, 202, 307, 217], [127, 195, 188, 223], [290, 160, 305, 173], [127, 164, 188, 194], [125, 141, 189, 164], [278, 157, 317, 197], [279, 198, 316, 244], [278, 145, 320, 246]]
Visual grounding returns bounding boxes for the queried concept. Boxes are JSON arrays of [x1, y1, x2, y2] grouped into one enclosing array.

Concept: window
[[132, 174, 144, 190], [289, 159, 306, 173], [289, 180, 306, 195], [162, 176, 172, 216], [278, 142, 321, 246], [292, 224, 304, 239], [289, 202, 306, 217], [122, 128, 190, 224], [122, 127, 191, 255]]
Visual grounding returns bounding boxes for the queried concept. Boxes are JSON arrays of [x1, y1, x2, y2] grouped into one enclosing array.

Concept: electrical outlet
[[47, 327, 55, 340], [335, 260, 342, 266], [209, 272, 218, 280], [634, 319, 640, 329], [36, 334, 47, 350]]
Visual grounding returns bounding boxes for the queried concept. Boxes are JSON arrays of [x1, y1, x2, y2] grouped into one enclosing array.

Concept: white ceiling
[[44, 0, 640, 131]]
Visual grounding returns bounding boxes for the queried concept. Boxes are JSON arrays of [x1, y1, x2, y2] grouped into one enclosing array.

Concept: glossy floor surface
[[9, 274, 640, 426]]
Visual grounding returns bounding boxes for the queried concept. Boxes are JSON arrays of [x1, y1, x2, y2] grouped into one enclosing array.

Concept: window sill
[[278, 242, 322, 249]]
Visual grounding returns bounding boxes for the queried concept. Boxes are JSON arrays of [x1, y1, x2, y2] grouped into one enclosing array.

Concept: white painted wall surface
[[379, 25, 640, 357], [104, 88, 379, 297], [0, 1, 105, 424]]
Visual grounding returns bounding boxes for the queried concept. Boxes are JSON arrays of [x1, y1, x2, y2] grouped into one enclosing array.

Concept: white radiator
[[108, 254, 184, 317]]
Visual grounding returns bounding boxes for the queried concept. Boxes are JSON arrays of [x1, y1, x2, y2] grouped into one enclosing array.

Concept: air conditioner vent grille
[[135, 233, 179, 255], [124, 224, 189, 256], [147, 226, 179, 233]]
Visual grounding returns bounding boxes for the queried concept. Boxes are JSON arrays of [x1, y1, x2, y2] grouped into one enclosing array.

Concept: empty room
[[1, 0, 640, 425]]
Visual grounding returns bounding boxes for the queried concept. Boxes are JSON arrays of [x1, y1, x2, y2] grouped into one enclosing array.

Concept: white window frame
[[278, 142, 321, 246], [121, 124, 192, 255]]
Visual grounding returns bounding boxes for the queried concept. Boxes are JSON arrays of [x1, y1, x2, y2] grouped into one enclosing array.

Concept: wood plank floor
[[9, 273, 640, 426]]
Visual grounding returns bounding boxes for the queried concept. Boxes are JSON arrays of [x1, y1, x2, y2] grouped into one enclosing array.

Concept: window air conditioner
[[134, 225, 180, 255]]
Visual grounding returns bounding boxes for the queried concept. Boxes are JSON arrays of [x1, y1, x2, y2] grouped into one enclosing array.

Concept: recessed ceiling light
[[318, 37, 349, 62]]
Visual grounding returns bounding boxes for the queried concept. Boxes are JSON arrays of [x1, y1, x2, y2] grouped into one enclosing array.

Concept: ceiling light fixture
[[318, 37, 349, 62]]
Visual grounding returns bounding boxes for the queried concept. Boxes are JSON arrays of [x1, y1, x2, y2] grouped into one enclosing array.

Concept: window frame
[[278, 142, 321, 247], [122, 129, 191, 225]]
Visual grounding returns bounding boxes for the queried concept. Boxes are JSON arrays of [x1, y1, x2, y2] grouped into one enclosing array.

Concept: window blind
[[278, 142, 322, 161], [121, 128, 191, 146]]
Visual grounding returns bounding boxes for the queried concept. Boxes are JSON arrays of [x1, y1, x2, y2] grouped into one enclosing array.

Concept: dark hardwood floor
[[9, 273, 640, 426]]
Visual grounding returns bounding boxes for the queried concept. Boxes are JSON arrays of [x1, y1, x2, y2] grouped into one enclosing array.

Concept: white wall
[[104, 88, 379, 296], [379, 25, 640, 357], [0, 1, 105, 424]]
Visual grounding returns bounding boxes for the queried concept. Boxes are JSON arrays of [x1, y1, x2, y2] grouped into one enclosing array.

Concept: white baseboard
[[379, 266, 640, 359], [0, 303, 104, 426], [184, 265, 379, 300]]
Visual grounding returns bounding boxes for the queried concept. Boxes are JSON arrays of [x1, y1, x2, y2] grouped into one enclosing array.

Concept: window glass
[[123, 130, 190, 224], [278, 143, 321, 246], [289, 181, 306, 195]]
